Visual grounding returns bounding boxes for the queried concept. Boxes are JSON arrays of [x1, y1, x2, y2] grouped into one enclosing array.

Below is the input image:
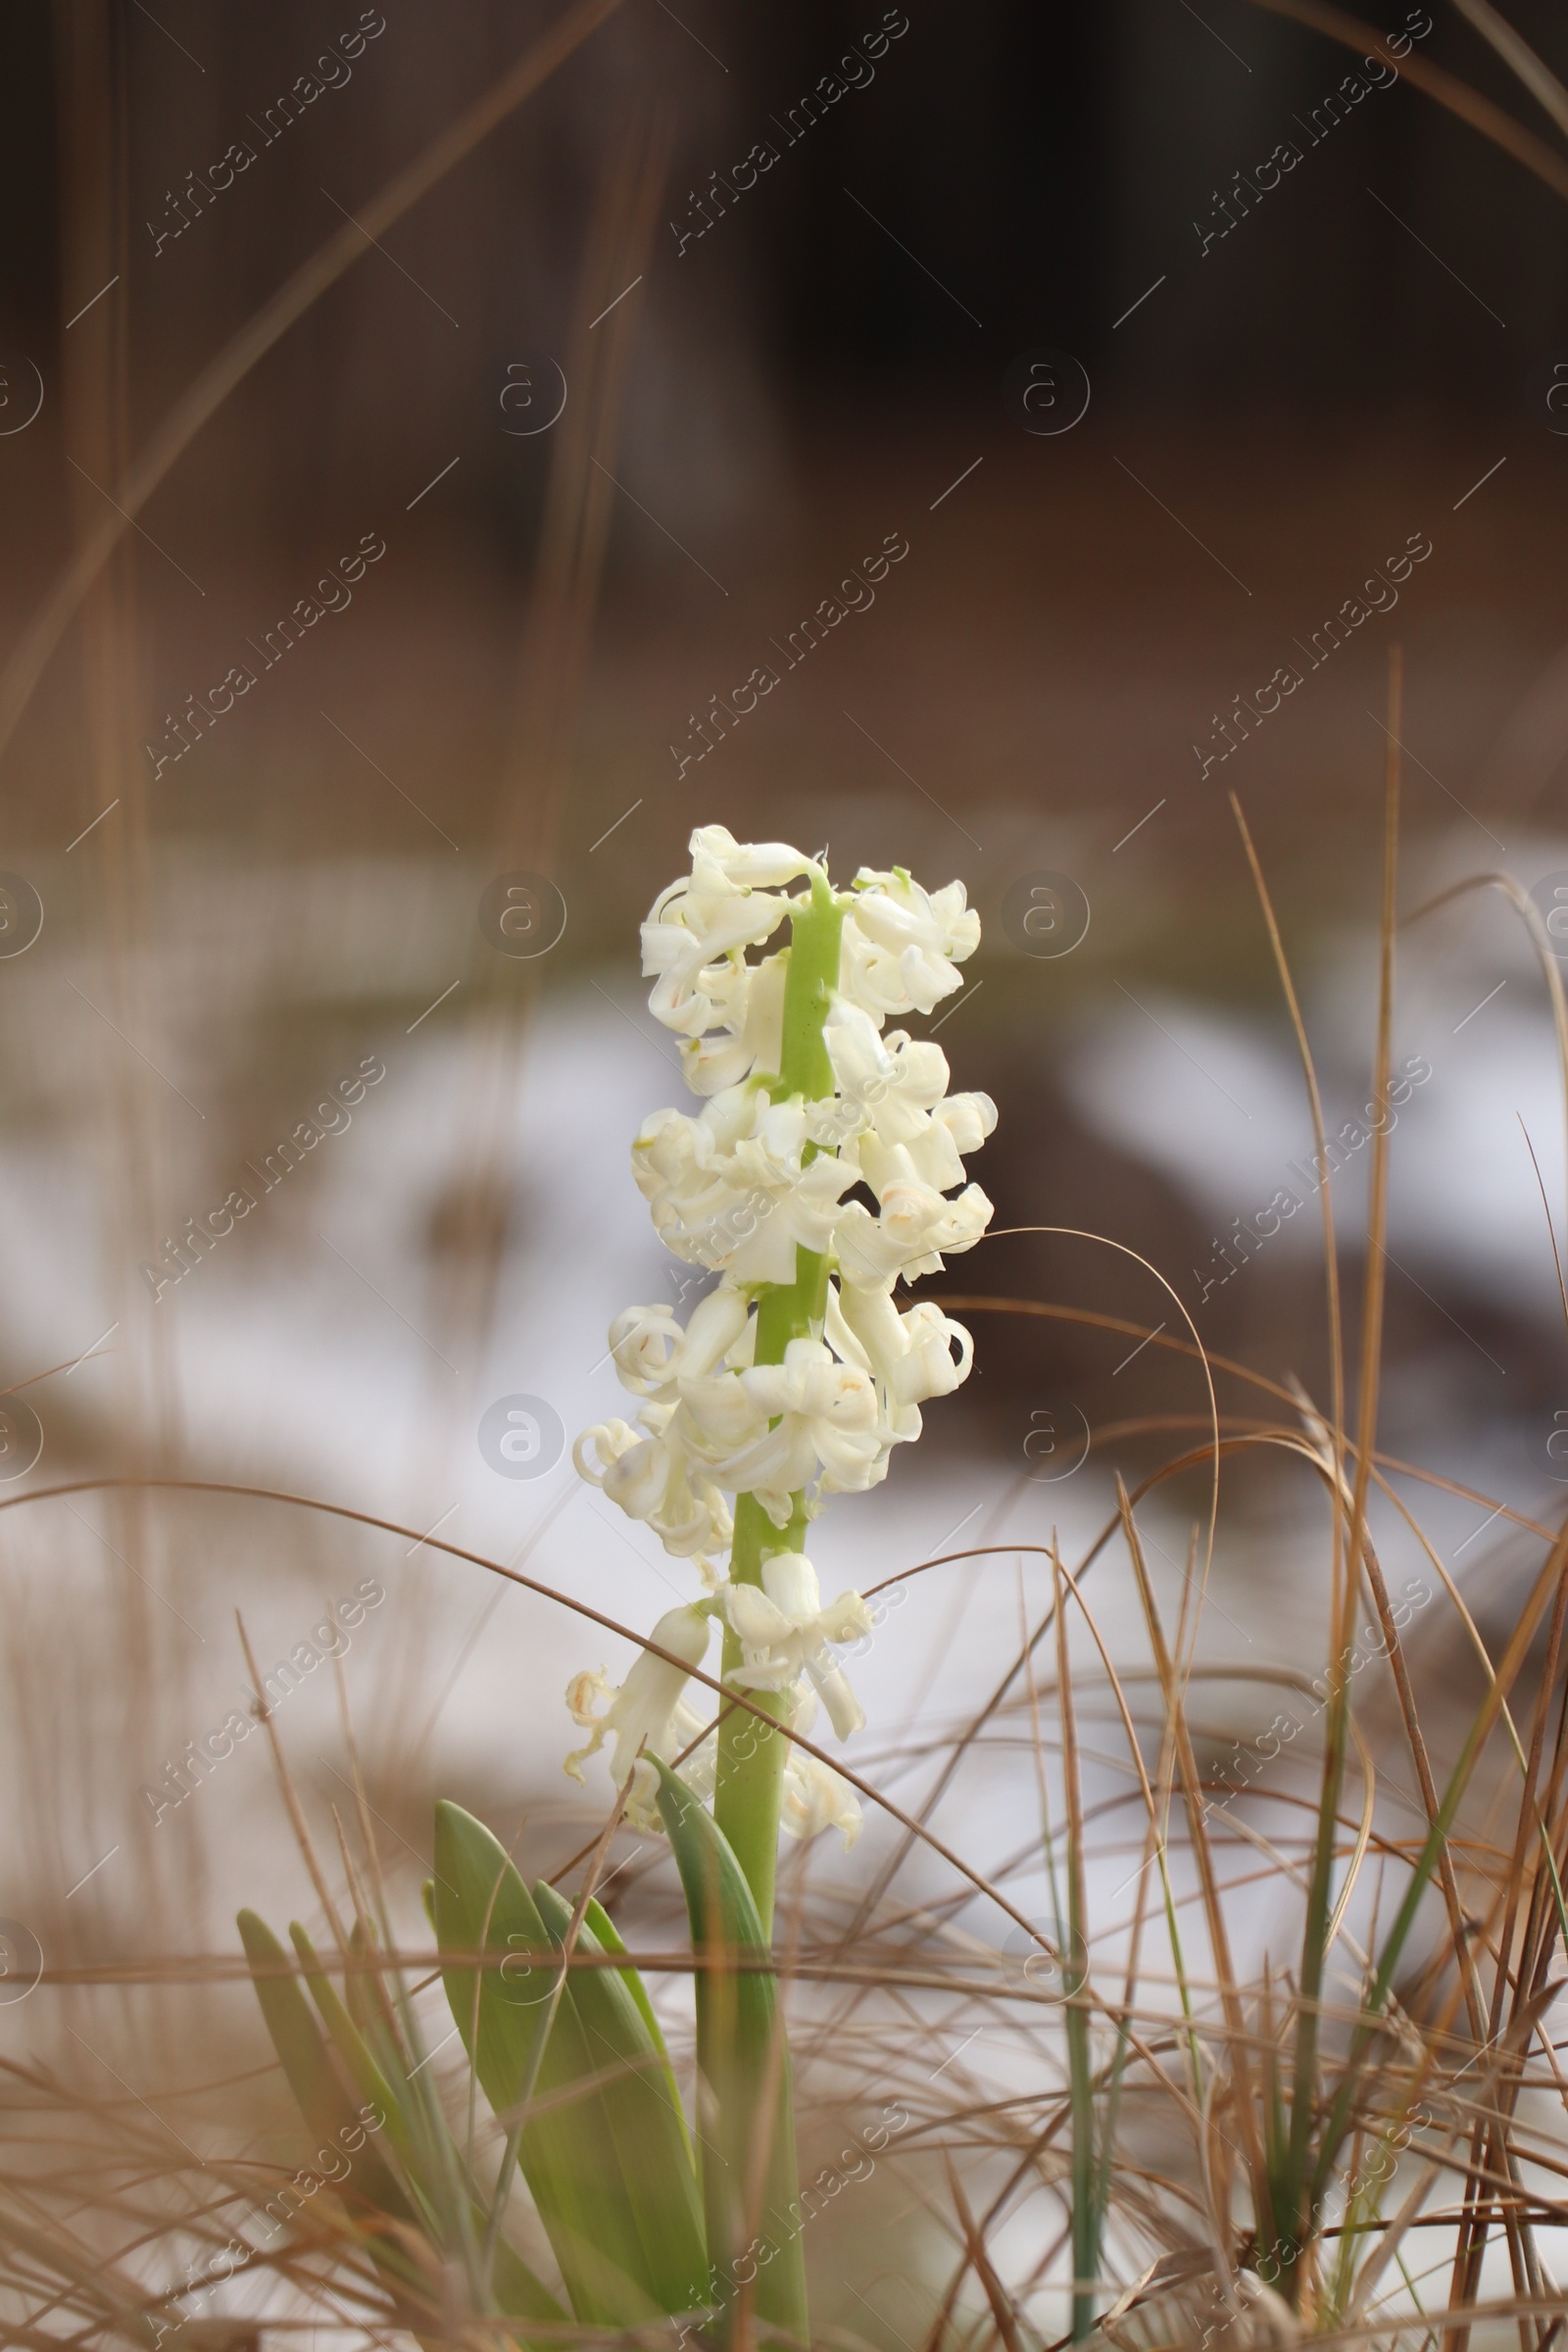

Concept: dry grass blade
[[1118, 1480, 1261, 2251], [1240, 0, 1568, 199], [1442, 0, 1568, 144], [235, 1611, 349, 1957], [0, 0, 624, 771], [947, 2160, 1027, 2352]]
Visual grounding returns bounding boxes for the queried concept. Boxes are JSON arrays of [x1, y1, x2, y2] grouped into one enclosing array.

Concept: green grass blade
[[654, 1760, 808, 2343], [431, 1800, 659, 2327]]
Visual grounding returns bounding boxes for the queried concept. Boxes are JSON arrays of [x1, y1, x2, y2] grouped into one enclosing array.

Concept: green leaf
[[654, 1762, 808, 2343], [241, 1910, 564, 2342], [431, 1800, 660, 2328], [290, 1922, 412, 2170], [490, 2236, 569, 2328], [583, 1892, 694, 2169], [337, 1916, 459, 2226], [531, 1878, 707, 2310], [237, 1909, 411, 2227]]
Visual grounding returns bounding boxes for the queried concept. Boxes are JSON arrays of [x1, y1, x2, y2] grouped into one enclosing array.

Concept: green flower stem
[[714, 867, 844, 1939]]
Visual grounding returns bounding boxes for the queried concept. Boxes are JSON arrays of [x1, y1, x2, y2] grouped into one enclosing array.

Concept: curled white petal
[[726, 1582, 795, 1652], [609, 1304, 684, 1396], [839, 1285, 974, 1407], [816, 1588, 876, 1644], [573, 1419, 643, 1487], [564, 1603, 713, 1797], [577, 1416, 733, 1558], [932, 1090, 998, 1155]]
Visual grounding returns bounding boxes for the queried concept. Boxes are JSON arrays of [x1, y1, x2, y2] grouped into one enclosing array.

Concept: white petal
[[823, 1281, 873, 1374], [727, 1658, 802, 1693], [932, 1091, 998, 1153], [688, 826, 813, 890], [781, 1750, 863, 1847], [597, 1604, 711, 1786], [676, 1284, 752, 1379], [816, 1589, 875, 1644], [609, 1303, 683, 1396], [725, 1582, 794, 1649], [760, 1550, 821, 1625], [808, 1658, 866, 1740]]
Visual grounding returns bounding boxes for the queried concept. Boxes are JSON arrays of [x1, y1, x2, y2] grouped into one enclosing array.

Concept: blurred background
[[4, 0, 1568, 2331]]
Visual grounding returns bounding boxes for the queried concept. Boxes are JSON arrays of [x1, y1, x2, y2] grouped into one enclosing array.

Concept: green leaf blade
[[430, 1801, 659, 2328], [236, 1908, 411, 2226], [653, 1762, 808, 2342], [582, 1891, 695, 2169], [289, 1921, 413, 2169], [532, 1878, 707, 2311]]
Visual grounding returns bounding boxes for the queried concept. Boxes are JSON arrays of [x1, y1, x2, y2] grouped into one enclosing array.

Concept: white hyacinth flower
[[722, 1553, 873, 1739], [564, 1603, 714, 1827], [832, 1177, 995, 1291], [642, 826, 812, 1037], [831, 1284, 975, 1443], [779, 1687, 863, 1848], [572, 1417, 733, 1561], [608, 1285, 750, 1396], [677, 951, 787, 1098], [780, 1748, 863, 1848], [840, 869, 981, 1019], [698, 1338, 887, 1525], [633, 1093, 856, 1284]]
